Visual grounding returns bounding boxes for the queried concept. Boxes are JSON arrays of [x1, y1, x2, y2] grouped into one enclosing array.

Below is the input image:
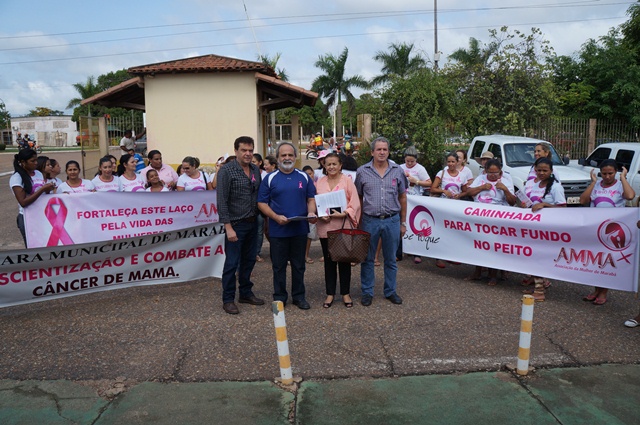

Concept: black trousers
[[320, 238, 352, 296]]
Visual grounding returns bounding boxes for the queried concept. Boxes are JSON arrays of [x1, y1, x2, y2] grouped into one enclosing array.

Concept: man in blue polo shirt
[[258, 142, 317, 309]]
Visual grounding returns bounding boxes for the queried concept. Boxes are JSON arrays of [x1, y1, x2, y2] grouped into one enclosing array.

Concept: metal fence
[[103, 115, 144, 146], [526, 117, 640, 159]]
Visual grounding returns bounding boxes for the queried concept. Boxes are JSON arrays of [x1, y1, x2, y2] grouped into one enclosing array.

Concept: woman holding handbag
[[316, 153, 362, 308]]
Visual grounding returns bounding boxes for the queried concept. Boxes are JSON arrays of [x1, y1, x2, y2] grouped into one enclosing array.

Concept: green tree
[[0, 101, 10, 130], [448, 37, 499, 67], [341, 93, 383, 134], [258, 53, 288, 81], [552, 28, 640, 125], [275, 100, 332, 136], [621, 1, 640, 56], [376, 69, 455, 175], [67, 70, 143, 125], [311, 47, 369, 137], [27, 107, 65, 116], [371, 42, 426, 86], [67, 76, 100, 119], [445, 27, 559, 137], [96, 69, 133, 91]]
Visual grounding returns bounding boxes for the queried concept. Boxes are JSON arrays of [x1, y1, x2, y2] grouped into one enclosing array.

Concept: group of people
[[9, 137, 640, 326], [216, 135, 405, 314], [399, 141, 637, 305]]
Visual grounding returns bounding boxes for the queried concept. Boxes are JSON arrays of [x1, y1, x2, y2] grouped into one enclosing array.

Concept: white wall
[[144, 73, 259, 167], [11, 116, 78, 147]]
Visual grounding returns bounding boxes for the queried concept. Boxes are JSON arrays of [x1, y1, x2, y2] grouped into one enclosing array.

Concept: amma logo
[[409, 205, 436, 237], [597, 220, 633, 252]]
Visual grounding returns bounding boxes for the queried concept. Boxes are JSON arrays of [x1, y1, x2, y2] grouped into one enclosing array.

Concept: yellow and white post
[[517, 294, 535, 376], [272, 301, 293, 385]]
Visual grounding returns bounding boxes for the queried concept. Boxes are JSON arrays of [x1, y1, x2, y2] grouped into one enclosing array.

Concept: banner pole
[[517, 295, 535, 376], [272, 301, 293, 385]]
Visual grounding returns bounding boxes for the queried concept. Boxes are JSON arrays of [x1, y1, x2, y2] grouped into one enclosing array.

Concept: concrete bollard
[[272, 301, 293, 385], [517, 295, 535, 376]]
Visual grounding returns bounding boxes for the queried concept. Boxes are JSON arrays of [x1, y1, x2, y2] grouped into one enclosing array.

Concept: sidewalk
[[1, 364, 637, 424]]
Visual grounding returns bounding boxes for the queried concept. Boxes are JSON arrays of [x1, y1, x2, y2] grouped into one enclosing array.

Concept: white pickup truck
[[568, 142, 640, 206], [466, 135, 592, 205]]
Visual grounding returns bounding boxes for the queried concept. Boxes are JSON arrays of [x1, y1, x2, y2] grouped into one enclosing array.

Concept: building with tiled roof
[[83, 54, 317, 167]]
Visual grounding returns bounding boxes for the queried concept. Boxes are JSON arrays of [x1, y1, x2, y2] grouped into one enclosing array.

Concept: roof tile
[[128, 54, 278, 77]]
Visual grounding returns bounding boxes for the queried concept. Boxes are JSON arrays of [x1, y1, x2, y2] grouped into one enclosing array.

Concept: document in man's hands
[[315, 190, 348, 217], [286, 215, 314, 221]]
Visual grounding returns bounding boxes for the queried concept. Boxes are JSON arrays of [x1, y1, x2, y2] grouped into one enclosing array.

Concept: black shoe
[[386, 293, 403, 304], [238, 295, 265, 305], [292, 299, 311, 310], [361, 294, 372, 306], [223, 302, 239, 314]]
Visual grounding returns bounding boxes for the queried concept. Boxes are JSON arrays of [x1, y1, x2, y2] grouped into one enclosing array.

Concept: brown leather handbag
[[327, 218, 371, 263]]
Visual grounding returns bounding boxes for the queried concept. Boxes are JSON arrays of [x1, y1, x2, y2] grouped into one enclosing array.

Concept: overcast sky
[[0, 0, 634, 116]]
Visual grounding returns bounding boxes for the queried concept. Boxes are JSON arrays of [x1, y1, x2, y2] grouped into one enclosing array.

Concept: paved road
[[1, 150, 639, 423]]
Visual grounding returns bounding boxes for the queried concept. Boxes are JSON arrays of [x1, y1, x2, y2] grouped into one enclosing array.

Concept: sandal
[[306, 257, 314, 264], [414, 256, 422, 264], [374, 260, 381, 266], [435, 260, 446, 269], [593, 297, 607, 306], [583, 293, 598, 302], [323, 296, 334, 308], [343, 295, 353, 308], [256, 255, 264, 263], [532, 292, 546, 302]]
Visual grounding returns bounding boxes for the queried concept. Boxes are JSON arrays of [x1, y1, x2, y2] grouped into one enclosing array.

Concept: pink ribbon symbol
[[299, 181, 303, 189], [251, 174, 256, 182], [45, 197, 74, 246]]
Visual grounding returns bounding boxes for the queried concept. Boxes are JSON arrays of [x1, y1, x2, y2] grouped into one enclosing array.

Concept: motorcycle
[[18, 137, 42, 154], [305, 138, 329, 160]]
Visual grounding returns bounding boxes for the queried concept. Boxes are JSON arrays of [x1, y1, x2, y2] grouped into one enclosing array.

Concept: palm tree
[[371, 42, 426, 86], [67, 76, 100, 116], [258, 52, 289, 81], [311, 47, 369, 137], [449, 37, 498, 67]]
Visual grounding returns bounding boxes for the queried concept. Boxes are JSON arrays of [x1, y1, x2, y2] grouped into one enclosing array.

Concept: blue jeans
[[221, 220, 258, 303], [270, 235, 307, 303], [360, 214, 400, 297]]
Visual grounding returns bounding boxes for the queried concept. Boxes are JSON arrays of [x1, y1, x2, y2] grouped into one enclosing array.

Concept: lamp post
[[434, 0, 438, 70]]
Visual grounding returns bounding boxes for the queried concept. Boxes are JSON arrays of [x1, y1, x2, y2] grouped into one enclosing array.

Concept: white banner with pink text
[[24, 191, 219, 248], [404, 196, 639, 292], [0, 224, 225, 308]]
